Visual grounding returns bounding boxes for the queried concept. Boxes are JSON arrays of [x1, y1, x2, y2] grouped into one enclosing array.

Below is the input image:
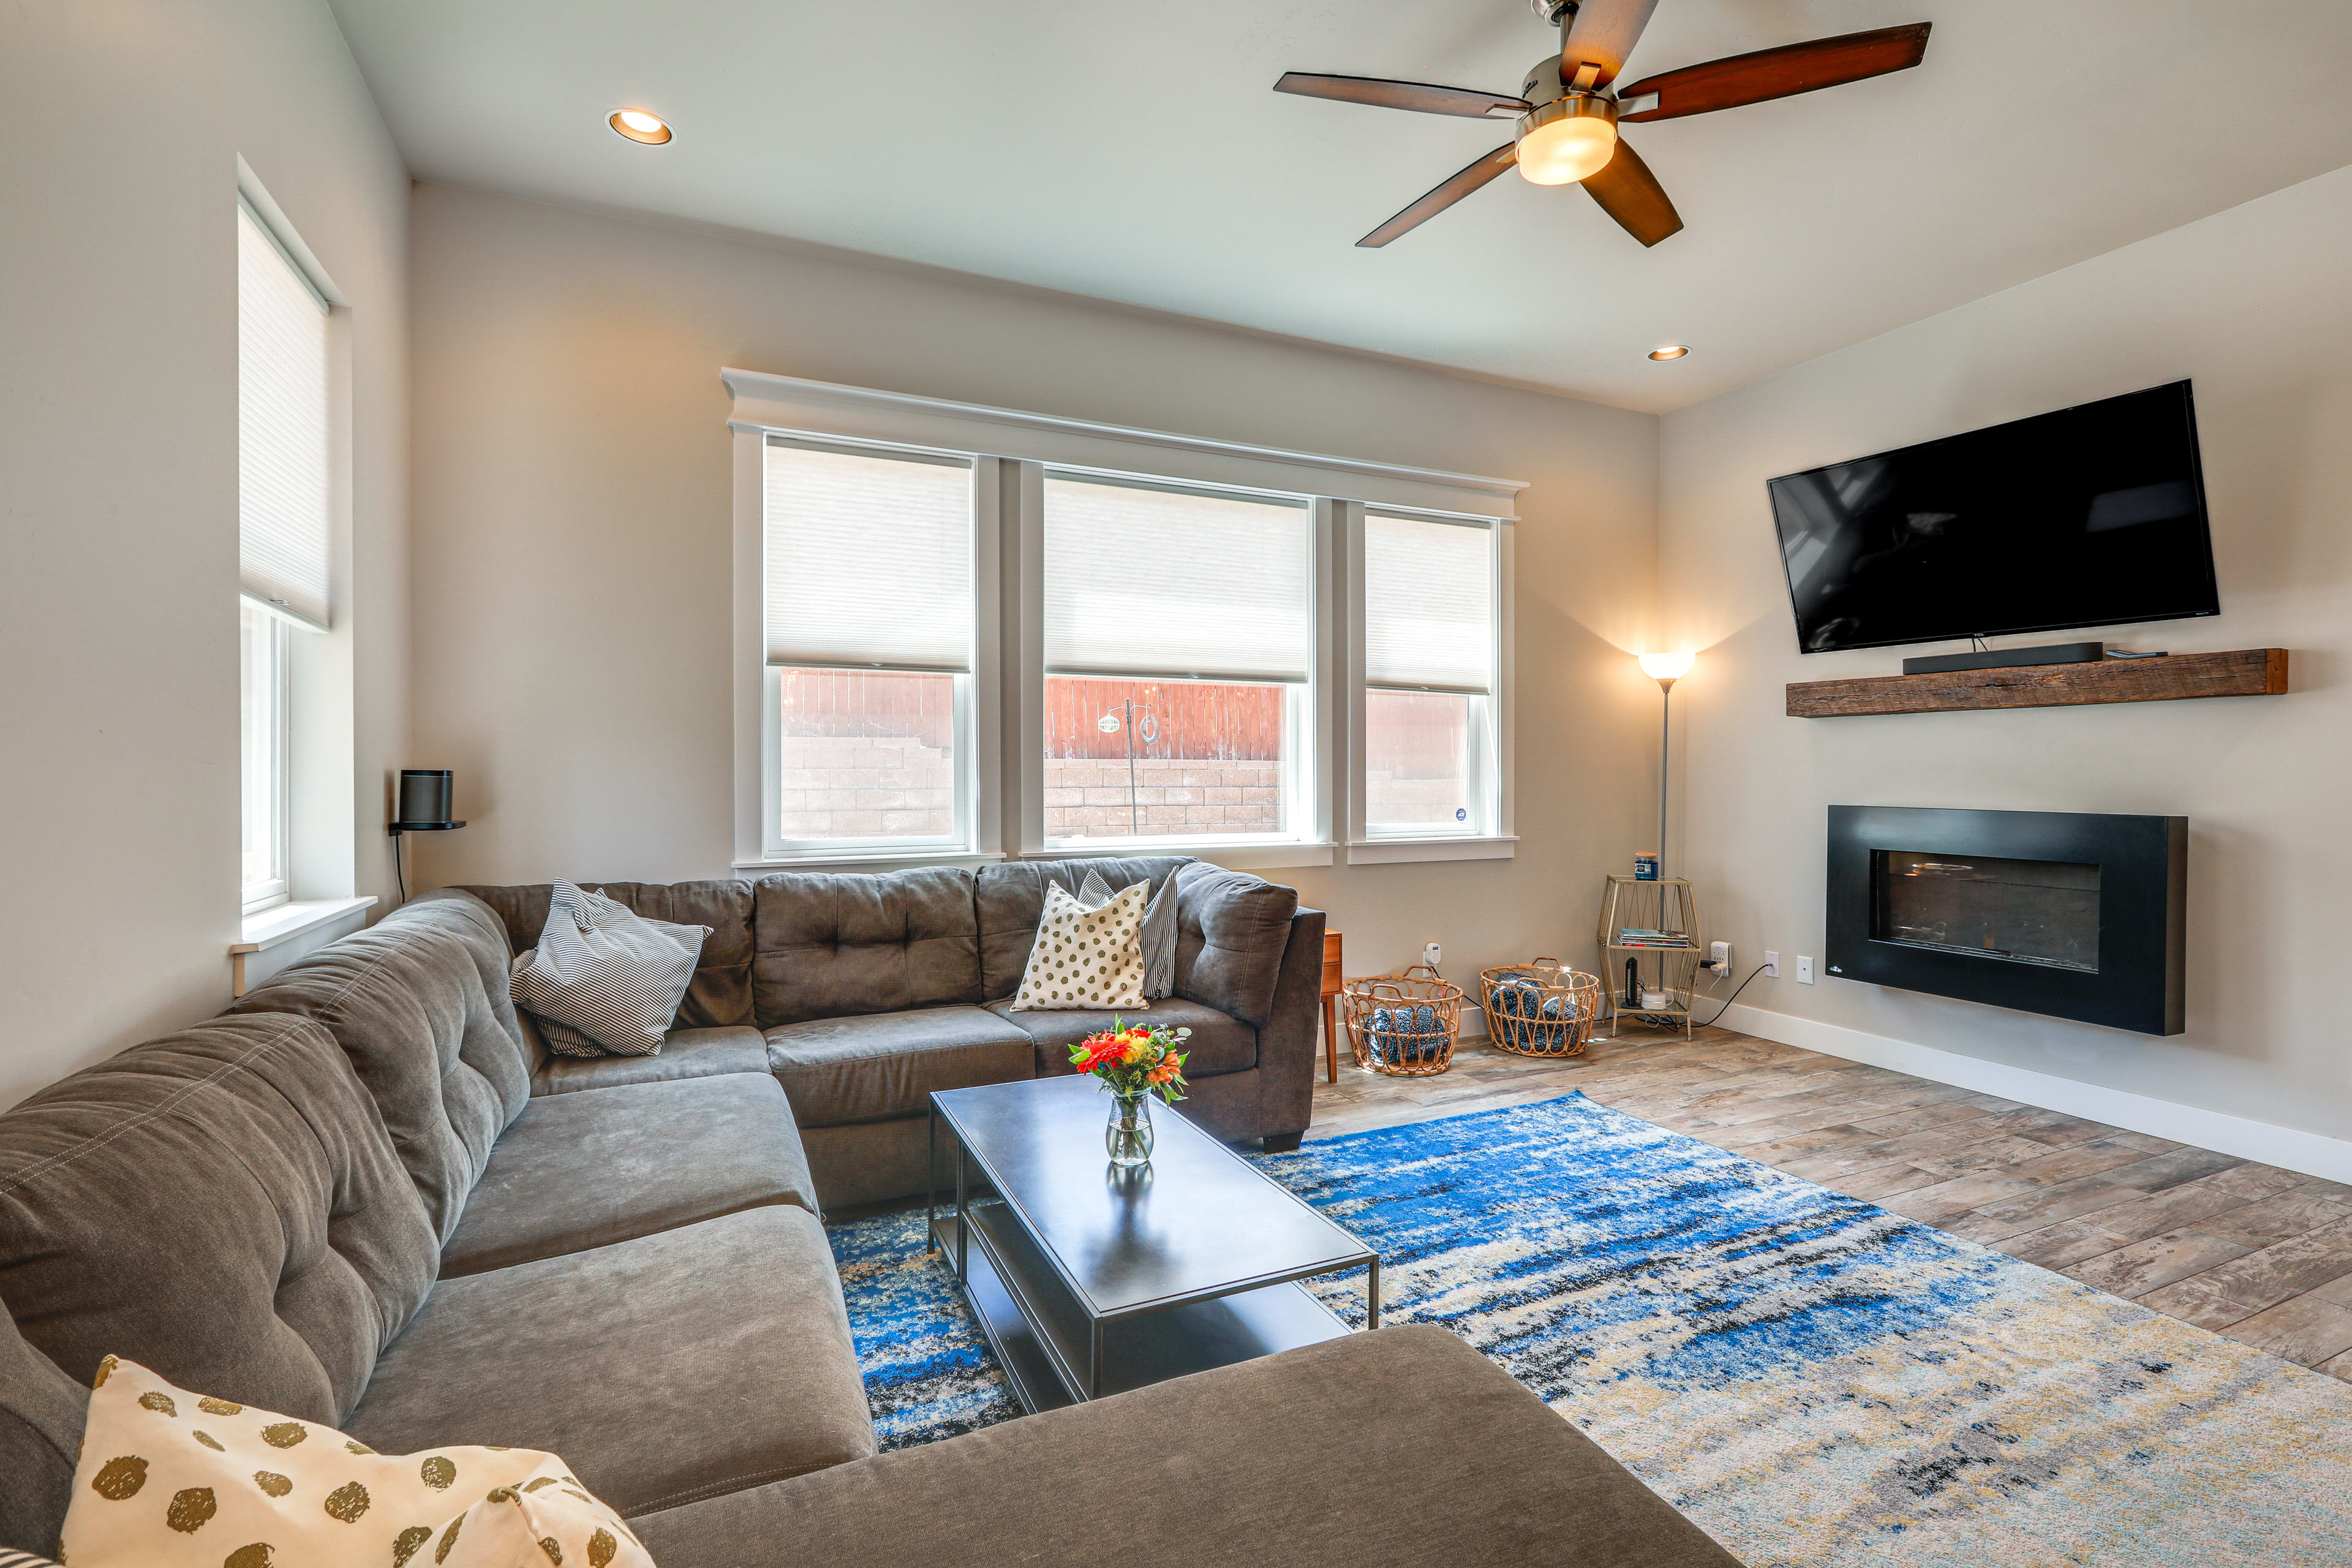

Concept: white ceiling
[[330, 0, 2352, 413]]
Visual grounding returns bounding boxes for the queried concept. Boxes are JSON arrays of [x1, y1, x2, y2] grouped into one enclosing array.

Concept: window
[[239, 603, 290, 910], [761, 437, 975, 853], [1362, 512, 1498, 838], [238, 199, 330, 912], [726, 368, 1523, 870], [1042, 473, 1313, 846]]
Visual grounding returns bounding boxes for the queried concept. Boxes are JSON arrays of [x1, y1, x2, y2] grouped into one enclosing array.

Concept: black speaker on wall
[[389, 770, 465, 907], [391, 769, 466, 832]]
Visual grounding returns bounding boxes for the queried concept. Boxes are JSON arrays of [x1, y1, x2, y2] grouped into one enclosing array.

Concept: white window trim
[[722, 369, 1524, 519], [726, 371, 1523, 873], [1348, 835, 1520, 864]]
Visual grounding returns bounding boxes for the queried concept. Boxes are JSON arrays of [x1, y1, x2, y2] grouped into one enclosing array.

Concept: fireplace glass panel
[[1872, 850, 2100, 973]]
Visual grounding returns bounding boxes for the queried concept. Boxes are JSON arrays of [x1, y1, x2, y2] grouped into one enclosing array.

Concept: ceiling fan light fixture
[[1515, 93, 1618, 186], [609, 108, 673, 145], [1649, 344, 1691, 361]]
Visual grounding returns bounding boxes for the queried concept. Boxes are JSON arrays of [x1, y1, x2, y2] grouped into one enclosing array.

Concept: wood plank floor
[[1309, 1022, 2352, 1382]]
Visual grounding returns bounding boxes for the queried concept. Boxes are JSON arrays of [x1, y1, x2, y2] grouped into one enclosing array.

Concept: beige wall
[[406, 182, 1664, 993], [1660, 165, 2352, 1142], [0, 1, 410, 1109]]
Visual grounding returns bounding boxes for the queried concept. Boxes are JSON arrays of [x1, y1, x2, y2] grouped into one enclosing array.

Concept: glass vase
[[1105, 1089, 1155, 1168]]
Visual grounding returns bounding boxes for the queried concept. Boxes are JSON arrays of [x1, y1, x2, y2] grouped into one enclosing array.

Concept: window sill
[[1035, 841, 1335, 870], [1346, 835, 1517, 865], [237, 895, 377, 952], [734, 850, 1008, 874], [232, 896, 376, 997]]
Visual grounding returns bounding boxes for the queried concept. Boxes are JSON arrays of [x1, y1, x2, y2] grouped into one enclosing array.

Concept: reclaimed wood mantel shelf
[[1787, 649, 2288, 718]]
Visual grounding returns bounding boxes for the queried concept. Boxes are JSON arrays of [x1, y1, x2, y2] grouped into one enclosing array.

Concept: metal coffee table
[[928, 1075, 1379, 1414]]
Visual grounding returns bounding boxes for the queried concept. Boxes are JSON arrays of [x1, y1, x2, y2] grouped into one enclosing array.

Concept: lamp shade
[[1638, 651, 1695, 682]]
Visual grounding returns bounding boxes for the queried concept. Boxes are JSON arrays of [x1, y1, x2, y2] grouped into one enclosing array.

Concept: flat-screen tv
[[1768, 381, 2219, 655]]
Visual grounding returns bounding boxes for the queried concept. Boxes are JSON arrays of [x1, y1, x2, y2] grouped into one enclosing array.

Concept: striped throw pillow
[[1011, 881, 1150, 1011], [1078, 870, 1178, 999], [511, 882, 709, 1058], [1, 1549, 64, 1567]]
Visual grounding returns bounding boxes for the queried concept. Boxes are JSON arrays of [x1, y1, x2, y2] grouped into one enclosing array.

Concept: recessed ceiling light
[[1649, 345, 1691, 361], [609, 109, 673, 145]]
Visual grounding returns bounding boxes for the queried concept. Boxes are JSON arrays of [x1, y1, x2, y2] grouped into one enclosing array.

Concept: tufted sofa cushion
[[0, 1300, 88, 1556], [0, 1013, 438, 1430], [459, 881, 757, 1030], [1171, 861, 1300, 1028], [972, 856, 1191, 1000], [226, 902, 532, 1245], [386, 890, 537, 1056], [752, 868, 982, 1027]]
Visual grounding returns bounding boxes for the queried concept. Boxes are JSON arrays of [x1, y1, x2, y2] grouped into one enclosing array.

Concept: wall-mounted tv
[[1768, 381, 2220, 655]]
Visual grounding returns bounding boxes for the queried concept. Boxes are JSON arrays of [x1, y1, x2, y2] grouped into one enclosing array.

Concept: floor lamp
[[1636, 652, 1694, 875]]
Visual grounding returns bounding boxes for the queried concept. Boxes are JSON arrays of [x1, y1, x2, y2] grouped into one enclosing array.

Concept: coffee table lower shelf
[[932, 1201, 1355, 1415]]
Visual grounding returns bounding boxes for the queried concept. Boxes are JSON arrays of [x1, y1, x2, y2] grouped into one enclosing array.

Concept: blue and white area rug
[[827, 1093, 2352, 1566]]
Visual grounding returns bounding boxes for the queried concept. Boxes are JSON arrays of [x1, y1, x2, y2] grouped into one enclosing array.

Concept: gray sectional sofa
[[461, 855, 1325, 1207], [0, 856, 1736, 1568]]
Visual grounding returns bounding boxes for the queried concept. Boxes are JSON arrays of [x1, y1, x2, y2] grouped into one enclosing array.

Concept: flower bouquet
[[1069, 1020, 1191, 1167]]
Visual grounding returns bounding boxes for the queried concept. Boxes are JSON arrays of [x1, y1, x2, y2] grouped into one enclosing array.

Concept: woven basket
[[1479, 959, 1602, 1060], [1343, 966, 1463, 1077]]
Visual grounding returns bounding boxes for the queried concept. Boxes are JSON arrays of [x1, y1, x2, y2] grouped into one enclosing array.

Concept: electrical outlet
[[1762, 951, 1780, 978], [1708, 941, 1732, 974], [1796, 956, 1815, 985], [1423, 941, 1442, 970]]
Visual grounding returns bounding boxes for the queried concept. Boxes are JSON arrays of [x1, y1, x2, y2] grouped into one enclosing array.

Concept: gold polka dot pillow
[[1010, 881, 1150, 1012], [62, 1357, 652, 1568]]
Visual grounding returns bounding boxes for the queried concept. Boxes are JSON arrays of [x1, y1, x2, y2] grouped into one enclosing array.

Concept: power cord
[[1692, 962, 1772, 1030], [392, 830, 407, 907]]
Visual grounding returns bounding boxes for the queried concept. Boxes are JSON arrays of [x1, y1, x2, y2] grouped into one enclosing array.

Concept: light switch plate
[[1796, 956, 1815, 985]]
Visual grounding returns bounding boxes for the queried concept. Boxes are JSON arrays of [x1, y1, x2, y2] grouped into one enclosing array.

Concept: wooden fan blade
[[1358, 143, 1519, 248], [1275, 72, 1531, 119], [1618, 23, 1932, 122], [1581, 137, 1683, 247], [1559, 0, 1662, 87]]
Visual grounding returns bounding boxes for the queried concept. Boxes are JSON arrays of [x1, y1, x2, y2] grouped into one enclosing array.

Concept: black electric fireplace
[[1826, 807, 2185, 1035]]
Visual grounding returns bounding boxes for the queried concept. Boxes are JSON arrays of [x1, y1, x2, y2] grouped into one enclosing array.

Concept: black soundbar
[[1900, 641, 2106, 676]]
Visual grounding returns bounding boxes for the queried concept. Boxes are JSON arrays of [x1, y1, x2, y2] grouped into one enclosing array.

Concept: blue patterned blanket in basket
[[1364, 1004, 1445, 1066], [1486, 971, 1578, 1052]]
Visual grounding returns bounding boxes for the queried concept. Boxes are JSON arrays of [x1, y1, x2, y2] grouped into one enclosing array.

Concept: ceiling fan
[[1276, 0, 1931, 248]]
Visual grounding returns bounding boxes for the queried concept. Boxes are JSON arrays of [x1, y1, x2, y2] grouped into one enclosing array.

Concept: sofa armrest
[[1170, 862, 1299, 1028], [1255, 905, 1326, 1144]]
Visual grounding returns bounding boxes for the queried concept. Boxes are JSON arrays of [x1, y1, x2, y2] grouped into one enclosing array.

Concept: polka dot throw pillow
[[1010, 880, 1150, 1012], [61, 1357, 652, 1568]]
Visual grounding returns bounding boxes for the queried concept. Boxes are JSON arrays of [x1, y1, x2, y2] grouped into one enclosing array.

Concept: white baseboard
[[1715, 1001, 2352, 1186]]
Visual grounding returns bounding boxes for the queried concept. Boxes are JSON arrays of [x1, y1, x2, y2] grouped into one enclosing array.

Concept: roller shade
[[764, 437, 974, 671], [1365, 511, 1494, 693], [1044, 473, 1311, 682], [237, 202, 331, 631]]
